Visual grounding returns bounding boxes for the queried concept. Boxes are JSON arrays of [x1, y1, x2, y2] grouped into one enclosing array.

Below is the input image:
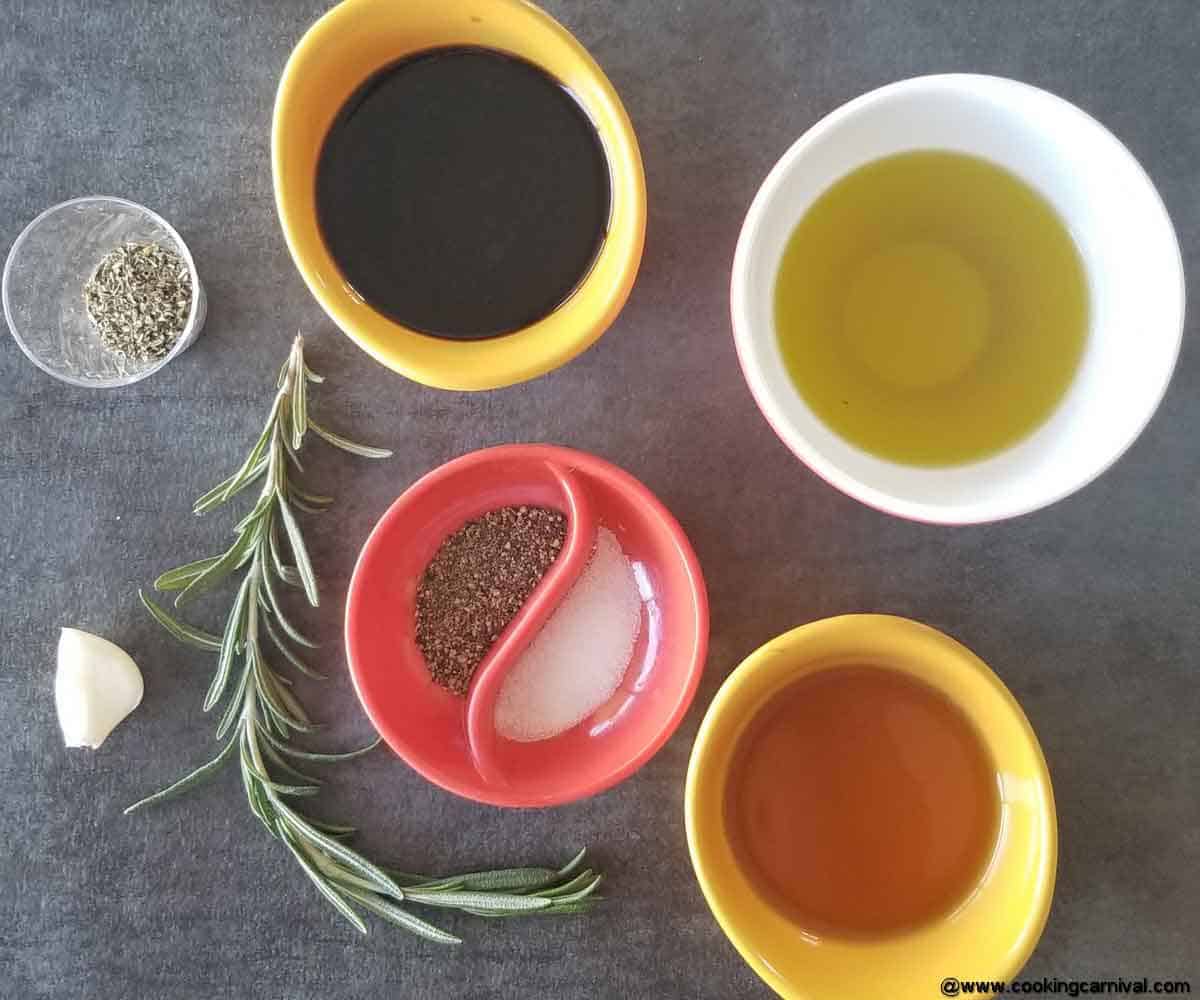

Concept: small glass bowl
[[3, 196, 206, 387]]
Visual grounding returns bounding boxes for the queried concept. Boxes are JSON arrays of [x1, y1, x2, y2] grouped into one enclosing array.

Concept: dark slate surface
[[1, 2, 1197, 998]]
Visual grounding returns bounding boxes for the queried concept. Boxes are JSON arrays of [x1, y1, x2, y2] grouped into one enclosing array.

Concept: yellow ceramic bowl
[[272, 0, 646, 391], [685, 615, 1057, 1000]]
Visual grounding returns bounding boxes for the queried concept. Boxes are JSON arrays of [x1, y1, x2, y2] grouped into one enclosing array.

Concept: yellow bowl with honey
[[685, 615, 1057, 1000]]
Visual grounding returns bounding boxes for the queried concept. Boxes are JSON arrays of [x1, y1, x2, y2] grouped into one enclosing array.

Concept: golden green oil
[[775, 150, 1089, 466]]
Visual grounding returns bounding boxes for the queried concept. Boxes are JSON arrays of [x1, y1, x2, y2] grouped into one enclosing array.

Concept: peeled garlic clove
[[55, 627, 144, 749]]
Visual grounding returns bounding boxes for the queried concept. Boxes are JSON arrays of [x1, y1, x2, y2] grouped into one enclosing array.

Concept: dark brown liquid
[[316, 47, 611, 340], [725, 666, 999, 937]]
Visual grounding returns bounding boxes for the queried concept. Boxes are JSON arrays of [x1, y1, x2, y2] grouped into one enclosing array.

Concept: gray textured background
[[1, 2, 1197, 998]]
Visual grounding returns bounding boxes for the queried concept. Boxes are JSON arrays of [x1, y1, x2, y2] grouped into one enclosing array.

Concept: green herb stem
[[129, 335, 601, 941]]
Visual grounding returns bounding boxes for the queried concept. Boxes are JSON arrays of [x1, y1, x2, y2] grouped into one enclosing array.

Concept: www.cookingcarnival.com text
[[940, 977, 1191, 996]]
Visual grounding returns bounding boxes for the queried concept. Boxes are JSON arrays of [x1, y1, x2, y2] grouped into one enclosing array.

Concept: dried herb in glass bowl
[[83, 241, 191, 362]]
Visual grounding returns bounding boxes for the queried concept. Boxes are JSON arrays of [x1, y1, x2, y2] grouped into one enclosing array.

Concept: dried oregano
[[83, 241, 192, 362]]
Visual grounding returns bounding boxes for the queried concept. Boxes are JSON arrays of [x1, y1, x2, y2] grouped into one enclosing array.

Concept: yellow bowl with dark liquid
[[272, 0, 646, 390]]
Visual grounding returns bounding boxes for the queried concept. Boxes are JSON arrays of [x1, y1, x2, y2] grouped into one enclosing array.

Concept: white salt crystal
[[494, 526, 641, 742]]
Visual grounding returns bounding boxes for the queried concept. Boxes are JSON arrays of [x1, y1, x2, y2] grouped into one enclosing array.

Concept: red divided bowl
[[345, 444, 709, 807]]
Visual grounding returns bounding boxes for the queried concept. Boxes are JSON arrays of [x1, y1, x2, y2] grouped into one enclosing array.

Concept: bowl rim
[[271, 0, 647, 391], [730, 73, 1186, 524], [684, 614, 1058, 999], [344, 443, 710, 806], [3, 194, 202, 389]]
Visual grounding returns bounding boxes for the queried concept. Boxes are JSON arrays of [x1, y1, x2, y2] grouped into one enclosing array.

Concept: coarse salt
[[494, 527, 641, 742]]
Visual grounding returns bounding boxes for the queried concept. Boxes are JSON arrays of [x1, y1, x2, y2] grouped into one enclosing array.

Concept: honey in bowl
[[724, 665, 1000, 937]]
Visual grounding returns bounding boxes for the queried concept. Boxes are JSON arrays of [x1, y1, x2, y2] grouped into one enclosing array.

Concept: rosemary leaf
[[194, 457, 268, 515], [309, 419, 393, 459], [538, 875, 603, 906], [305, 817, 357, 837], [242, 759, 278, 831], [385, 874, 467, 891], [268, 426, 287, 496], [265, 662, 314, 726], [239, 740, 315, 795], [403, 889, 553, 913], [124, 737, 238, 814], [259, 561, 317, 648], [234, 491, 274, 534], [175, 528, 256, 607], [253, 665, 314, 734], [553, 847, 589, 881], [256, 668, 316, 734], [215, 663, 251, 740], [259, 739, 322, 786], [205, 573, 252, 711], [292, 362, 307, 448], [260, 777, 321, 798], [280, 826, 368, 935], [289, 494, 327, 515], [140, 591, 221, 651], [276, 807, 409, 902], [202, 419, 273, 513], [262, 779, 322, 798], [464, 900, 598, 919], [261, 612, 325, 680], [322, 863, 388, 896], [339, 887, 461, 945], [272, 738, 380, 764], [290, 485, 333, 507], [536, 870, 599, 899], [455, 866, 561, 893], [234, 531, 260, 571], [267, 516, 303, 589], [263, 699, 291, 740], [254, 720, 378, 763], [244, 570, 260, 645], [154, 556, 222, 592], [279, 421, 305, 472], [277, 495, 319, 606], [387, 849, 588, 893]]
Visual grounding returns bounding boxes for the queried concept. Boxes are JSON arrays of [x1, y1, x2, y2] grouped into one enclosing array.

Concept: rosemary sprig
[[128, 335, 601, 942]]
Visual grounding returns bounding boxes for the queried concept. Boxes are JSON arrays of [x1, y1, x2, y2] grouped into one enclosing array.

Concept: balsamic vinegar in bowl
[[315, 46, 612, 341]]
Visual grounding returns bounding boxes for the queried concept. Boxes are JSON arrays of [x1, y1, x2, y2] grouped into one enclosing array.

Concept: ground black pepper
[[415, 505, 566, 695]]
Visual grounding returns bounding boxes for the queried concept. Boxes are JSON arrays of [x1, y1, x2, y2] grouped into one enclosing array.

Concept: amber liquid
[[725, 666, 999, 937]]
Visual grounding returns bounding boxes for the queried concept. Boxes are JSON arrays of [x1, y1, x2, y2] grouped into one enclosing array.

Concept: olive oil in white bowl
[[732, 74, 1184, 523], [775, 150, 1089, 467]]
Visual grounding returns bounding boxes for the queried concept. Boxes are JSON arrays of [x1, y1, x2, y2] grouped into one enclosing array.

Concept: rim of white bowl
[[3, 195, 203, 389], [730, 73, 1186, 525]]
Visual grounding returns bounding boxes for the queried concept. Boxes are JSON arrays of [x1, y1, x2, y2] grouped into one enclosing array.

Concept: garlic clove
[[55, 627, 144, 749]]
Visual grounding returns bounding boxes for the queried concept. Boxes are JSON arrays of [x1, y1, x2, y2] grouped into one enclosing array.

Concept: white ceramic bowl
[[731, 74, 1185, 524]]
